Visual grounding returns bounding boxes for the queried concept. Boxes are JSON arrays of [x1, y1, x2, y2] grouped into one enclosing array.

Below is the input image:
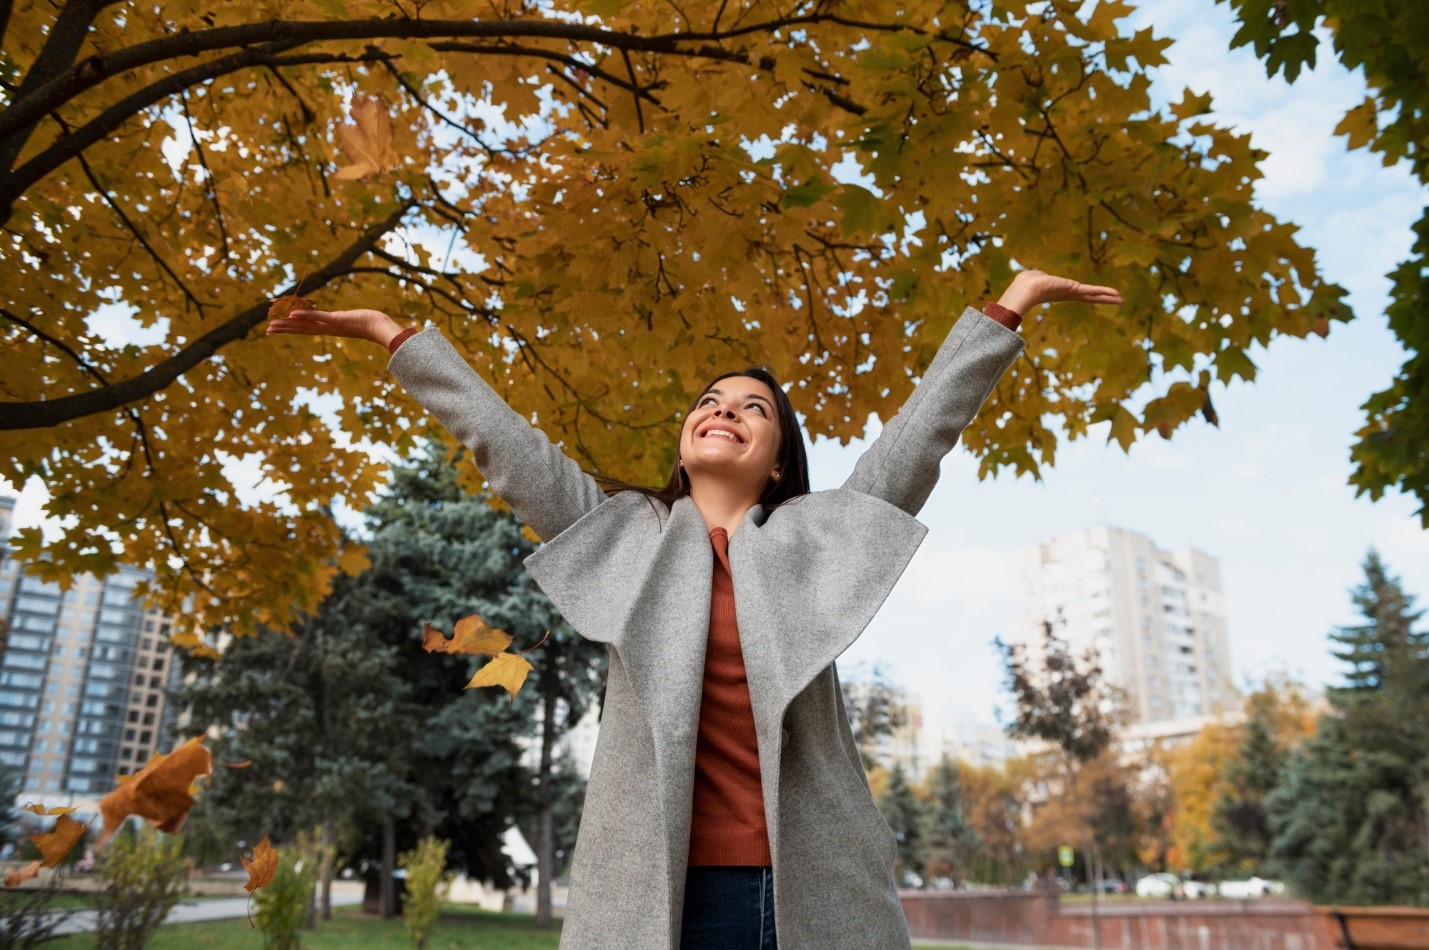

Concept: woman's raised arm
[[266, 308, 607, 541], [842, 270, 1121, 516]]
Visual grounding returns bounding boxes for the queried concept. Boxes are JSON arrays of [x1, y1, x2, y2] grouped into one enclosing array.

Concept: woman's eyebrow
[[705, 387, 773, 408]]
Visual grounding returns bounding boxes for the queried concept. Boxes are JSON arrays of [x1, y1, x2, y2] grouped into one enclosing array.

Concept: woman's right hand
[[265, 307, 406, 349]]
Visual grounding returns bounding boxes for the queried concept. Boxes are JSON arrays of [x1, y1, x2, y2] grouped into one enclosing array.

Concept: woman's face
[[678, 375, 783, 494]]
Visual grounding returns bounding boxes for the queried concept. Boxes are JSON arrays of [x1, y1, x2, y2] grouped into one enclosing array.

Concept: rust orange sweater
[[687, 526, 772, 866]]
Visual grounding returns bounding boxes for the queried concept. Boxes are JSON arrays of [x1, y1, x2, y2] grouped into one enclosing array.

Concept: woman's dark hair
[[590, 366, 811, 512]]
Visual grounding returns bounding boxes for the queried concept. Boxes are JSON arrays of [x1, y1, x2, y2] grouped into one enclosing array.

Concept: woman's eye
[[698, 396, 716, 407], [748, 404, 766, 415]]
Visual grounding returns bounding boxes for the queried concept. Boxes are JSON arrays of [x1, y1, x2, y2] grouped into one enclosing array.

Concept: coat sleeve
[[387, 329, 608, 540], [841, 307, 1026, 517]]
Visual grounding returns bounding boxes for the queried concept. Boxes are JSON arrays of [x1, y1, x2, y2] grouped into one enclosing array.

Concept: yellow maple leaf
[[422, 614, 513, 656], [466, 651, 534, 701], [243, 835, 279, 893], [213, 175, 251, 204], [23, 803, 78, 816], [333, 94, 398, 180]]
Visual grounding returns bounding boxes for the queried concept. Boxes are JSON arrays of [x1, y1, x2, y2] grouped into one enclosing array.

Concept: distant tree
[[998, 620, 1121, 945], [1212, 704, 1285, 874], [1267, 550, 1428, 905], [840, 664, 910, 771], [877, 763, 926, 885], [960, 760, 1031, 887], [920, 756, 979, 886]]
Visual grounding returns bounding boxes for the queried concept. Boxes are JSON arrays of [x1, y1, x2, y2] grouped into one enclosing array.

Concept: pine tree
[[921, 756, 979, 887], [1267, 550, 1429, 905]]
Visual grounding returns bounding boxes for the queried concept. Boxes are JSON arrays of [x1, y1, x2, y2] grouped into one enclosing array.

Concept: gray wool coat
[[388, 306, 1025, 949]]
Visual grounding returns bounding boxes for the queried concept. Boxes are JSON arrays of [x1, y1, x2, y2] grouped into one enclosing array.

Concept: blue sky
[[6, 0, 1424, 729], [830, 0, 1426, 724]]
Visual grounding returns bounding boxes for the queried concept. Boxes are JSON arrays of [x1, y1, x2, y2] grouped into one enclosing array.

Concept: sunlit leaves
[[0, 0, 1354, 632]]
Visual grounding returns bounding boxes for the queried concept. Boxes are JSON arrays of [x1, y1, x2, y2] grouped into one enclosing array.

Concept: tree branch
[[0, 199, 416, 430], [0, 13, 981, 147]]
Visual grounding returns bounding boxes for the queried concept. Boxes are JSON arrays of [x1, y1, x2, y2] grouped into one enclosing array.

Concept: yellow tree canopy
[[0, 0, 1347, 632]]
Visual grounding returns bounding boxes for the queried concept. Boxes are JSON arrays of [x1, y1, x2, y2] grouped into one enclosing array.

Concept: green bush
[[253, 833, 319, 950], [398, 836, 449, 950], [94, 824, 188, 950]]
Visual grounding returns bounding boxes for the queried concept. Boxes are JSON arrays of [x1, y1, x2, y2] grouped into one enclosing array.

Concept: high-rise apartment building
[[1012, 524, 1236, 725], [0, 497, 180, 806]]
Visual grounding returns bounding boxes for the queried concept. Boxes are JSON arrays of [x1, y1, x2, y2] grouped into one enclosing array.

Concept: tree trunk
[[535, 681, 558, 929], [320, 813, 335, 921], [381, 815, 397, 919]]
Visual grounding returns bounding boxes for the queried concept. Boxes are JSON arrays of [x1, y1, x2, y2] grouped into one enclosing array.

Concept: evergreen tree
[[921, 756, 979, 886], [174, 442, 606, 918], [1267, 550, 1429, 905], [1212, 703, 1285, 874], [877, 763, 926, 884]]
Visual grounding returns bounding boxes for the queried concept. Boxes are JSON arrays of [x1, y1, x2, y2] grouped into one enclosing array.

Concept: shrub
[[253, 833, 319, 950], [94, 825, 188, 950], [398, 836, 449, 950]]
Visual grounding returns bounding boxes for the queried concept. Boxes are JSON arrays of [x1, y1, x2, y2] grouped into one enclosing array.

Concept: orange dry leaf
[[267, 292, 316, 322], [243, 836, 279, 893], [98, 736, 212, 845], [333, 94, 398, 180], [32, 814, 87, 868], [466, 651, 534, 701], [4, 860, 40, 887], [422, 615, 513, 656]]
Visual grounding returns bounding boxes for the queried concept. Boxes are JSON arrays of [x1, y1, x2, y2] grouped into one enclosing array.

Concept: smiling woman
[[265, 268, 1121, 950]]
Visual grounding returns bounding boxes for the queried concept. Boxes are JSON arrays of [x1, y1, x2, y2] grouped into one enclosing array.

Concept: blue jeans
[[680, 866, 778, 950]]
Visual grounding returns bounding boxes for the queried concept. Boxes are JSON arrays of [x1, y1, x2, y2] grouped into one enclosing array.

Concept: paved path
[[53, 889, 363, 935]]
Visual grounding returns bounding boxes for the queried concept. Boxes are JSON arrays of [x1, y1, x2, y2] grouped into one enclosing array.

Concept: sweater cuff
[[387, 326, 419, 355], [982, 302, 1022, 331]]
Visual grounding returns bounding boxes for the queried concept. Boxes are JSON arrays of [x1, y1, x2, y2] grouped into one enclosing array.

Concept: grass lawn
[[46, 904, 565, 948]]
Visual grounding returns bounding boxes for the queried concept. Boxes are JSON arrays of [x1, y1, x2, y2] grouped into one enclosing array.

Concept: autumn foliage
[[0, 0, 1348, 634]]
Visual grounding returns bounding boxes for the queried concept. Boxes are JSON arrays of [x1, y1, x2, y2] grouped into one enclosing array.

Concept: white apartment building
[[1012, 525, 1237, 726]]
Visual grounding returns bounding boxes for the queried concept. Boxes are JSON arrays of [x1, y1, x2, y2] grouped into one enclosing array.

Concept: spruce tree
[[1212, 704, 1285, 874], [921, 755, 979, 886], [1267, 550, 1429, 905]]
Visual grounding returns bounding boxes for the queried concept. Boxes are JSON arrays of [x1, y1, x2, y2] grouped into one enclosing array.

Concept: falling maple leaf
[[333, 94, 398, 180], [4, 861, 40, 887], [422, 615, 513, 656], [243, 835, 279, 893], [32, 814, 88, 868], [466, 651, 534, 701], [98, 736, 212, 845], [422, 615, 548, 701], [23, 803, 77, 816]]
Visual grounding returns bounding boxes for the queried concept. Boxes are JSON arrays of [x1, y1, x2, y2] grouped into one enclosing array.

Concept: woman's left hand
[[996, 269, 1123, 315]]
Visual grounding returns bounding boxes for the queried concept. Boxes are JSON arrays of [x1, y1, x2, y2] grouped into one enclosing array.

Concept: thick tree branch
[[0, 0, 125, 169], [0, 13, 981, 146], [0, 199, 416, 430]]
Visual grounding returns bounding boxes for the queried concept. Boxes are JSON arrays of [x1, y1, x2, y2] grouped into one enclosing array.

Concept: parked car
[[1218, 876, 1283, 898], [1135, 873, 1184, 899], [1095, 877, 1130, 895], [1181, 877, 1217, 899]]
